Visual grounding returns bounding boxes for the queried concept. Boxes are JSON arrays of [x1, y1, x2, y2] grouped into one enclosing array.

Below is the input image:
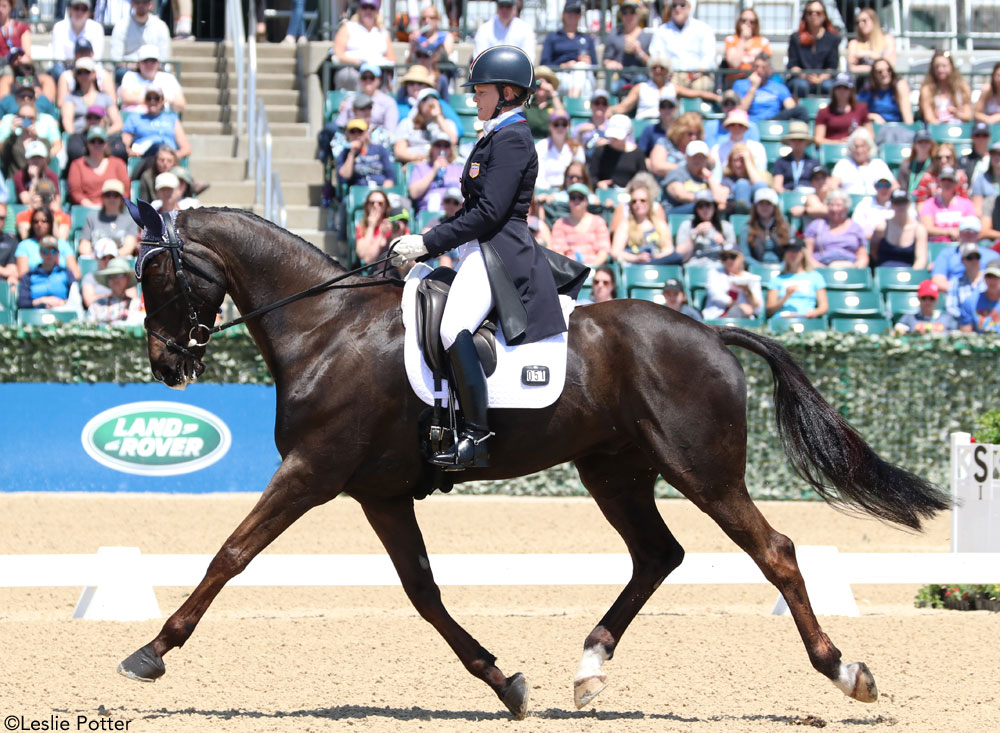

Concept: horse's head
[[128, 201, 227, 389]]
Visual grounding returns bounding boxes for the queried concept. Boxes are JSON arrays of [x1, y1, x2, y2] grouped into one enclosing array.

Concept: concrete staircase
[[175, 41, 334, 252]]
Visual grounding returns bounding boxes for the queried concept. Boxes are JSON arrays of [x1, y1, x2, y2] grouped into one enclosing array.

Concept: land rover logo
[[81, 401, 231, 476]]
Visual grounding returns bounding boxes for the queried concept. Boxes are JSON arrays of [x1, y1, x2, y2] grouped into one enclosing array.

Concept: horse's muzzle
[[153, 358, 206, 389]]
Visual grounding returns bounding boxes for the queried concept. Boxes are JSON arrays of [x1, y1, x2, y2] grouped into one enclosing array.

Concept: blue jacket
[[18, 264, 75, 308], [541, 29, 597, 67]]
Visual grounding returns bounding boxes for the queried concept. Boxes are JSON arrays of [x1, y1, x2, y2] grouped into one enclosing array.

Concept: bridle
[[139, 216, 399, 365]]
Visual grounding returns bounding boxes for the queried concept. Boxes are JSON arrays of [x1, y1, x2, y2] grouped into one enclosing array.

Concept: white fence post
[[951, 431, 1000, 553], [72, 547, 161, 621], [771, 545, 859, 617]]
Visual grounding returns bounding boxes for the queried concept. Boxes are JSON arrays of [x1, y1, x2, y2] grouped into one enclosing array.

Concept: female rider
[[390, 45, 587, 470]]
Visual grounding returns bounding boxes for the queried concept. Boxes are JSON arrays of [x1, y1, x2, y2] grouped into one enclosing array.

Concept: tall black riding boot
[[430, 329, 492, 470]]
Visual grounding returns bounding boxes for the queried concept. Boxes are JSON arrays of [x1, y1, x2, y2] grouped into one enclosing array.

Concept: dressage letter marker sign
[[950, 432, 1000, 552]]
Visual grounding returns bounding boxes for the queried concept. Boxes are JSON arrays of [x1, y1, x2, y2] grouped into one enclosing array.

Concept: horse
[[117, 206, 950, 719]]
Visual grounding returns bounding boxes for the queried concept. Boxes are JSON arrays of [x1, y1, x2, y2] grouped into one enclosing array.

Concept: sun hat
[[154, 171, 179, 190], [101, 179, 125, 195], [781, 121, 812, 142], [95, 256, 137, 288], [605, 114, 633, 141], [400, 65, 434, 86], [534, 65, 560, 87], [722, 109, 750, 129]]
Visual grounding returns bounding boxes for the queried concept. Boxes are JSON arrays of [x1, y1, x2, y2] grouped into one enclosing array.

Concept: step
[[187, 157, 247, 181], [268, 120, 308, 134], [295, 229, 340, 256], [182, 103, 233, 122], [196, 181, 256, 207], [183, 71, 298, 91], [184, 120, 234, 135], [214, 58, 298, 75], [281, 205, 334, 230], [277, 182, 325, 206], [267, 135, 326, 158], [188, 134, 243, 158], [271, 159, 325, 182]]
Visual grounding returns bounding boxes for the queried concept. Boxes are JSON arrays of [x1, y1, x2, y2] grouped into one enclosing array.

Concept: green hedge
[[4, 326, 999, 499]]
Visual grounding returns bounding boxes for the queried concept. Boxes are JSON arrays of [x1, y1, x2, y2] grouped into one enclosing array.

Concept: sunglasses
[[963, 254, 981, 260], [875, 181, 891, 189], [40, 247, 59, 254], [550, 120, 568, 128], [671, 2, 688, 7], [806, 9, 826, 16], [621, 7, 636, 13], [347, 128, 364, 134], [918, 296, 936, 301], [32, 218, 50, 224], [432, 141, 451, 147], [74, 69, 92, 74], [591, 100, 608, 107], [630, 198, 648, 204], [721, 253, 739, 260], [739, 18, 755, 24], [101, 191, 120, 197], [567, 174, 583, 181], [359, 74, 377, 82], [568, 193, 587, 202], [145, 95, 162, 102]]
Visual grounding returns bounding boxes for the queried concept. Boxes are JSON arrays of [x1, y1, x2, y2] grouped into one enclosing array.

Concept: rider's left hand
[[390, 234, 428, 266]]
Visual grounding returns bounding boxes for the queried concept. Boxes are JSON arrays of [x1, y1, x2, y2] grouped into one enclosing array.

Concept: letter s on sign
[[973, 444, 988, 484]]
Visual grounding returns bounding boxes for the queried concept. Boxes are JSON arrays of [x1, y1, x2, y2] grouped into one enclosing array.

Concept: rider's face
[[473, 84, 500, 121]]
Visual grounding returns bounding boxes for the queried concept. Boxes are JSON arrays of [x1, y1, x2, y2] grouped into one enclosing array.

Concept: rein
[[141, 219, 399, 361]]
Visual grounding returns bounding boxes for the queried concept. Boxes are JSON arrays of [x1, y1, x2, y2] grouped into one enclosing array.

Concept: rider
[[391, 45, 587, 470]]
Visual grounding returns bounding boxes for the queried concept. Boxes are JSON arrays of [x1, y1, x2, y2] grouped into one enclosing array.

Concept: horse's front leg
[[360, 496, 530, 720], [118, 453, 331, 681]]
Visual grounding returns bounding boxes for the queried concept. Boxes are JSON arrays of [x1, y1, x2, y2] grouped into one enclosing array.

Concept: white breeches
[[439, 243, 495, 350]]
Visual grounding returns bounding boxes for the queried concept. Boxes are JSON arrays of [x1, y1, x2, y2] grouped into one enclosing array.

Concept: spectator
[[408, 131, 463, 214], [14, 139, 59, 205], [602, 0, 653, 94], [943, 238, 987, 319], [51, 2, 106, 73], [786, 1, 840, 99], [704, 90, 762, 148], [67, 127, 130, 208], [611, 56, 677, 121], [61, 59, 122, 139], [710, 108, 767, 182], [0, 96, 61, 178], [723, 7, 770, 87], [611, 173, 676, 264], [919, 50, 973, 124], [847, 7, 897, 75], [650, 110, 702, 181], [791, 165, 837, 229], [897, 129, 934, 194], [814, 73, 872, 146], [702, 244, 763, 320], [17, 236, 77, 312], [394, 88, 459, 165], [805, 189, 868, 268], [895, 280, 956, 334], [915, 142, 968, 205], [138, 143, 178, 202], [536, 112, 584, 191], [582, 264, 616, 304], [550, 182, 611, 265], [15, 180, 70, 242], [720, 142, 770, 211], [589, 114, 646, 189], [331, 0, 395, 91], [541, 0, 597, 99], [663, 139, 728, 214], [15, 208, 77, 280], [648, 0, 716, 93], [972, 140, 1000, 245], [151, 170, 183, 213], [772, 121, 821, 192], [524, 66, 565, 139], [734, 52, 807, 123], [473, 0, 536, 59], [973, 62, 1000, 126], [766, 238, 828, 319], [86, 255, 142, 325], [422, 185, 464, 232], [396, 65, 461, 126], [0, 0, 30, 60], [55, 39, 116, 109], [169, 167, 200, 210], [334, 64, 399, 137], [337, 118, 395, 189], [857, 59, 913, 126], [0, 202, 17, 286], [278, 0, 306, 45], [324, 93, 396, 206], [742, 187, 791, 264], [831, 128, 893, 196], [958, 260, 1000, 333], [676, 189, 736, 266], [527, 195, 553, 250], [932, 217, 999, 293], [110, 0, 171, 63], [118, 44, 185, 114], [0, 79, 57, 119], [960, 122, 992, 185], [851, 174, 895, 239], [661, 276, 703, 321], [870, 189, 928, 269], [78, 180, 139, 257], [120, 84, 192, 177], [642, 97, 681, 177], [0, 48, 55, 105], [355, 188, 393, 265], [573, 88, 613, 152], [919, 167, 976, 243], [409, 5, 454, 69]]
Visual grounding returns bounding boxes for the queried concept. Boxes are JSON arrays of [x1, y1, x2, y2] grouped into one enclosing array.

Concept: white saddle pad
[[402, 264, 576, 409]]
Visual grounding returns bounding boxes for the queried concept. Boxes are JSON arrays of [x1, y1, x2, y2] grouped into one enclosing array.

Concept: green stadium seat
[[819, 143, 849, 169], [668, 213, 688, 237], [17, 309, 79, 326], [847, 193, 866, 214], [70, 206, 99, 247], [595, 187, 629, 209], [874, 267, 926, 292], [779, 190, 808, 216], [0, 309, 13, 325], [728, 214, 749, 234], [630, 288, 667, 305], [761, 141, 790, 170], [563, 97, 592, 118], [459, 115, 483, 137], [684, 264, 713, 292], [818, 267, 873, 290], [758, 120, 795, 142], [927, 241, 953, 263], [928, 122, 973, 144], [631, 117, 653, 142], [5, 203, 24, 234], [767, 315, 829, 333], [680, 98, 719, 117], [749, 262, 782, 286], [449, 92, 478, 115], [0, 281, 15, 312], [880, 143, 911, 168], [415, 209, 440, 233], [347, 185, 374, 214], [826, 289, 884, 317], [79, 257, 99, 277], [325, 90, 350, 121], [797, 98, 828, 118], [885, 290, 920, 318], [830, 316, 892, 334], [622, 264, 683, 295], [707, 316, 764, 328]]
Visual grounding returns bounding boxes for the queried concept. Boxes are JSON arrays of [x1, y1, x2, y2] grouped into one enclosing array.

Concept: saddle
[[414, 267, 498, 380]]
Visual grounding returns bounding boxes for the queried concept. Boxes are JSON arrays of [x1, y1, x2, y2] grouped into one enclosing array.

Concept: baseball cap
[[662, 277, 683, 292], [24, 140, 47, 159], [346, 118, 368, 132], [74, 56, 95, 72], [754, 188, 778, 206], [685, 139, 710, 157], [86, 104, 106, 118], [972, 121, 990, 137], [74, 38, 94, 55], [443, 186, 463, 203], [658, 86, 677, 105], [101, 179, 125, 195], [917, 280, 939, 299], [694, 189, 715, 205], [387, 206, 410, 222], [155, 172, 179, 190], [913, 129, 932, 144], [959, 242, 980, 258], [564, 0, 584, 12], [359, 62, 382, 77], [605, 114, 632, 141], [430, 129, 451, 144], [832, 71, 854, 89], [567, 182, 591, 197], [959, 216, 982, 232], [93, 238, 118, 258], [497, 0, 516, 5], [721, 90, 740, 107], [784, 238, 806, 251], [86, 126, 107, 141], [591, 88, 610, 103], [352, 93, 373, 109], [137, 44, 160, 62], [938, 166, 958, 181], [416, 87, 440, 103], [36, 179, 57, 196], [359, 0, 381, 7], [890, 189, 910, 204], [985, 261, 1000, 278], [549, 110, 570, 122]]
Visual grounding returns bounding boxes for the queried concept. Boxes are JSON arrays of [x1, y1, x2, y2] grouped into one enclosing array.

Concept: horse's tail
[[718, 327, 950, 530]]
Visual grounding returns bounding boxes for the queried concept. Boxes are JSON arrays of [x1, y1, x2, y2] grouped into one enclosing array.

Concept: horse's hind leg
[[360, 496, 530, 720], [118, 454, 329, 681], [682, 479, 878, 703], [572, 451, 684, 709]]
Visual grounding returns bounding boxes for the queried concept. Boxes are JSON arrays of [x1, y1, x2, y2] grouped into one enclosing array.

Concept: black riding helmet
[[461, 45, 536, 120]]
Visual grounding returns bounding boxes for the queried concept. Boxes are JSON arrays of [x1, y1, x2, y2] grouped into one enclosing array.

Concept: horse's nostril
[[152, 368, 165, 382]]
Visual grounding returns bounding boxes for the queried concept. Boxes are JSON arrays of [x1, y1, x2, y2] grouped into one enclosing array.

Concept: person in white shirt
[[710, 108, 766, 182], [51, 1, 105, 66], [535, 111, 585, 190], [109, 0, 171, 63], [831, 128, 895, 196], [648, 0, 716, 91], [118, 44, 184, 113], [473, 0, 537, 60]]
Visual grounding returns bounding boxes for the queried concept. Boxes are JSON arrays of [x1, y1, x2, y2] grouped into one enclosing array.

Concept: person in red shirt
[[814, 72, 873, 146], [0, 0, 30, 60]]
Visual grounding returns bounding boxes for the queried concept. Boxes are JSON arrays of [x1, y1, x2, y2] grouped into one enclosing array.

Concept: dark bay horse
[[118, 207, 949, 719]]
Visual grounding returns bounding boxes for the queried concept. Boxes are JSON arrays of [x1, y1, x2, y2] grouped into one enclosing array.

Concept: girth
[[414, 267, 498, 380]]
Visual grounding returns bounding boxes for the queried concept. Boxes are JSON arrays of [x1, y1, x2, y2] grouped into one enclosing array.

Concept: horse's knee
[[207, 545, 250, 578], [634, 537, 684, 588]]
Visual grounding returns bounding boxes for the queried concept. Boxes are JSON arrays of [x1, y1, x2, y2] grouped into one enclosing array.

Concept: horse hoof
[[574, 674, 608, 709], [500, 672, 529, 720], [117, 644, 165, 683], [847, 662, 878, 703]]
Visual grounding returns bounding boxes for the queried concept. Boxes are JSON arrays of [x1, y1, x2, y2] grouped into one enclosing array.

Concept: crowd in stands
[[316, 0, 1000, 335], [0, 0, 200, 326]]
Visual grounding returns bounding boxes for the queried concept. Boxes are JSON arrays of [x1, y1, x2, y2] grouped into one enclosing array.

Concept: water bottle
[[38, 0, 55, 24]]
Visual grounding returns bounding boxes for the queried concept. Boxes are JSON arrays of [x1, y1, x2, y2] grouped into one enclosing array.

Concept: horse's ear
[[137, 200, 164, 240], [123, 197, 144, 228]]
